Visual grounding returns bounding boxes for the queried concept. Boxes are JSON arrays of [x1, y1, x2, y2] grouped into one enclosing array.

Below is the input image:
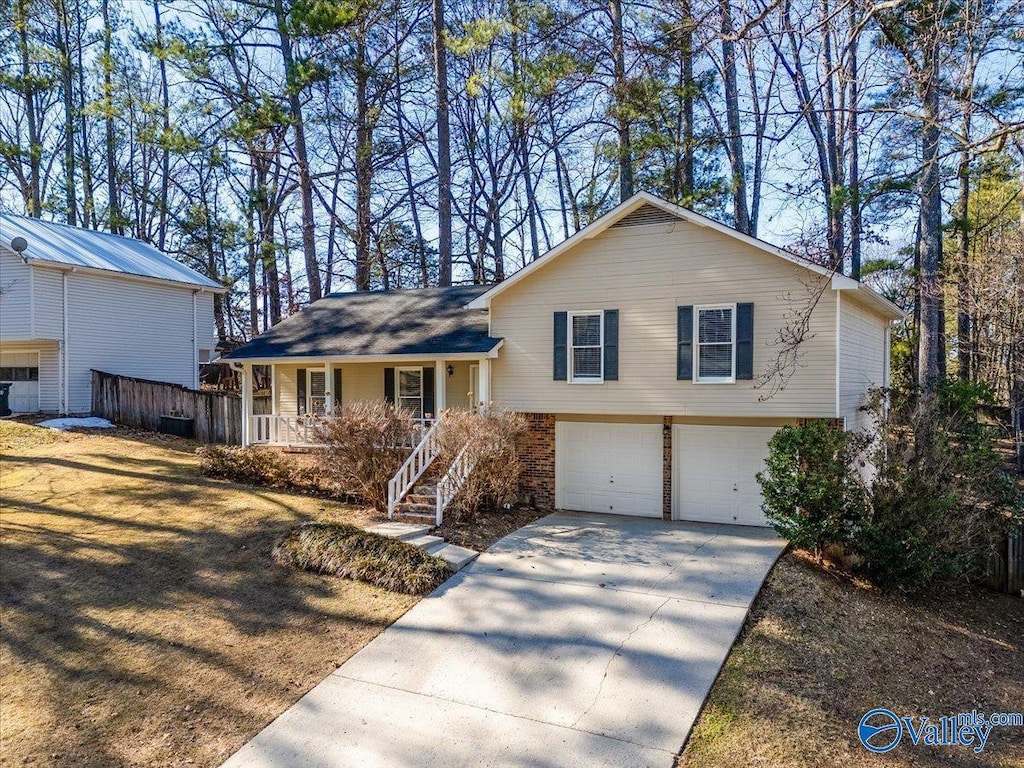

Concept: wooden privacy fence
[[987, 523, 1024, 596], [92, 370, 242, 445]]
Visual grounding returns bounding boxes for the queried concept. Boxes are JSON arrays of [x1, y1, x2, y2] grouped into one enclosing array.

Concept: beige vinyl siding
[[838, 293, 888, 431], [489, 219, 839, 417], [0, 248, 32, 338], [272, 360, 474, 416]]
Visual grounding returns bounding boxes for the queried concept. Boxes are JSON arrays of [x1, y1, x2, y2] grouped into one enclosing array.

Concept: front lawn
[[678, 551, 1024, 767], [0, 421, 417, 767]]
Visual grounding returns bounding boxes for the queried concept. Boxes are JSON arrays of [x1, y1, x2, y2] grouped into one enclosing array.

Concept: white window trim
[[307, 367, 327, 415], [568, 309, 604, 384], [395, 366, 425, 415], [693, 303, 737, 384]]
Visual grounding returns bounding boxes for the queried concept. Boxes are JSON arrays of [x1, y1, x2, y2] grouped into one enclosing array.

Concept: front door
[[396, 367, 423, 419], [308, 369, 327, 415], [469, 364, 480, 410]]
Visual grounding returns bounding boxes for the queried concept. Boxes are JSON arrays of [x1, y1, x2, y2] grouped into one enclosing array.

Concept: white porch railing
[[387, 416, 444, 518], [436, 444, 477, 526], [249, 414, 434, 448]]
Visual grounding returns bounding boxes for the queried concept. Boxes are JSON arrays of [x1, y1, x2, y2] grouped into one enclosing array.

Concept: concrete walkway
[[222, 513, 786, 768]]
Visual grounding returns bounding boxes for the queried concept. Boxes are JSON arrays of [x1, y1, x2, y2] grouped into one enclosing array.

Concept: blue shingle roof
[[0, 213, 222, 289]]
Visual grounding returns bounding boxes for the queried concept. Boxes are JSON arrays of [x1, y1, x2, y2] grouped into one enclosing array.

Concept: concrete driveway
[[222, 512, 785, 768]]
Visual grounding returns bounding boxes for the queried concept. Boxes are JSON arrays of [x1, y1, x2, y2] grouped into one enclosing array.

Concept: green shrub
[[757, 384, 1022, 591], [197, 445, 298, 488], [272, 522, 453, 595], [852, 386, 1019, 590], [756, 420, 869, 554]]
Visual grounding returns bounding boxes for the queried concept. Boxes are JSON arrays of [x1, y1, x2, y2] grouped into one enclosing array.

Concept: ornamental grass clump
[[272, 522, 453, 595]]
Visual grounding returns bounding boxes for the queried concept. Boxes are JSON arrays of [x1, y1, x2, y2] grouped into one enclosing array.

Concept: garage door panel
[[556, 422, 663, 518], [0, 351, 40, 413], [674, 425, 776, 527]]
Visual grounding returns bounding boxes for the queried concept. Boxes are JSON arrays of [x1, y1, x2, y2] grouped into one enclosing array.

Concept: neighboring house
[[0, 214, 224, 414], [223, 192, 903, 526]]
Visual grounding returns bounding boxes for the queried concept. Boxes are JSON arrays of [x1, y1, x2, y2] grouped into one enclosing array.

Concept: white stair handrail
[[435, 443, 477, 526], [387, 415, 444, 518]]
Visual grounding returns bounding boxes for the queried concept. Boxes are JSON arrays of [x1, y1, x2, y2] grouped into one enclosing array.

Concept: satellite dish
[[10, 236, 28, 253]]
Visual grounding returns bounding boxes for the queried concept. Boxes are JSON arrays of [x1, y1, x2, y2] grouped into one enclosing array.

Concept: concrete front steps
[[365, 521, 478, 571]]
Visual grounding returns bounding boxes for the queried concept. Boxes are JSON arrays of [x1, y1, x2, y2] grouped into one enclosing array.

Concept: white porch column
[[241, 363, 253, 446], [270, 363, 278, 443], [434, 360, 446, 416], [325, 361, 335, 414], [478, 358, 491, 412]]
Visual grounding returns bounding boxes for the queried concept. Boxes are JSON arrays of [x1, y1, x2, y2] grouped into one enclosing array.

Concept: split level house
[[0, 214, 223, 414], [223, 192, 903, 527]]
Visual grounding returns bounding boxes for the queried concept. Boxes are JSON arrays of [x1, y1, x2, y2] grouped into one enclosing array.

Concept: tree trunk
[[720, 0, 750, 233], [55, 0, 77, 224], [274, 0, 321, 302], [917, 29, 944, 389], [610, 0, 633, 201], [434, 0, 453, 285], [848, 1, 862, 280], [153, 0, 171, 250], [17, 0, 41, 216], [354, 33, 373, 291], [100, 0, 121, 232]]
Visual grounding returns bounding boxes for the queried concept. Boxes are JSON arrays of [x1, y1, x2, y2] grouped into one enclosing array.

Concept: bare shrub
[[197, 445, 298, 488], [314, 401, 417, 512], [436, 408, 528, 521]]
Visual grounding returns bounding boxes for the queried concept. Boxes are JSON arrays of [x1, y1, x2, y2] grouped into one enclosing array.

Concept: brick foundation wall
[[518, 412, 556, 509], [662, 416, 672, 520]]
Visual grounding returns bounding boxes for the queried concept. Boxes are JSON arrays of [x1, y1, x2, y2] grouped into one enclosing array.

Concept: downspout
[[192, 289, 199, 389], [62, 270, 69, 414]]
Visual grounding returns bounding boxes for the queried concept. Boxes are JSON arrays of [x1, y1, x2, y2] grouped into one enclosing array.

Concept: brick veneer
[[518, 412, 556, 509], [662, 416, 672, 520]]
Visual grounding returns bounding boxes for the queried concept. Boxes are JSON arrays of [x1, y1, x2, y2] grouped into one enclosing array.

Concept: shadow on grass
[[0, 431, 403, 767]]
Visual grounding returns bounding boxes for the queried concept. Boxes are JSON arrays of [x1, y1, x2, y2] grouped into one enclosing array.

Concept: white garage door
[[556, 421, 663, 517], [673, 425, 777, 526], [0, 351, 40, 413]]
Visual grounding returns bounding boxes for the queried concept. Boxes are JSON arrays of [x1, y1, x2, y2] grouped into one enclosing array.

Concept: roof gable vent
[[611, 204, 679, 228]]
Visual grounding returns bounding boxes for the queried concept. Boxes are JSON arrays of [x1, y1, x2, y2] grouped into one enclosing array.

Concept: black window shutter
[[297, 368, 307, 414], [677, 306, 694, 380], [736, 302, 754, 380], [333, 368, 343, 410], [422, 367, 435, 417], [383, 367, 395, 404], [553, 311, 568, 381], [603, 310, 619, 380]]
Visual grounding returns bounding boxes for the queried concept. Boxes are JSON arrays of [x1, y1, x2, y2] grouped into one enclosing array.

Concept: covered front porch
[[238, 355, 493, 448]]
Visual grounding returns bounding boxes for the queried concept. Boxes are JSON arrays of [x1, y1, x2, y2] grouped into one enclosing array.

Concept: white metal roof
[[0, 213, 223, 290]]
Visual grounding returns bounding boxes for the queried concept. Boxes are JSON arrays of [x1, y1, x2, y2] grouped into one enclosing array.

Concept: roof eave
[[25, 255, 227, 293], [220, 340, 504, 365]]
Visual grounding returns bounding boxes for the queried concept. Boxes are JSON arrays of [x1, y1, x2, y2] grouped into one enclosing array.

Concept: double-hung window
[[569, 311, 603, 383], [695, 305, 735, 383]]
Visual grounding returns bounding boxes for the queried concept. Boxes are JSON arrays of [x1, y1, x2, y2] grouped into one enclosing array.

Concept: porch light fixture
[[446, 364, 454, 377]]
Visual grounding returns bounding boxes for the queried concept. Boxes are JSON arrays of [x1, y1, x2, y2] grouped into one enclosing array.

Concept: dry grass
[[273, 522, 453, 595], [0, 421, 417, 767], [678, 551, 1024, 767]]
